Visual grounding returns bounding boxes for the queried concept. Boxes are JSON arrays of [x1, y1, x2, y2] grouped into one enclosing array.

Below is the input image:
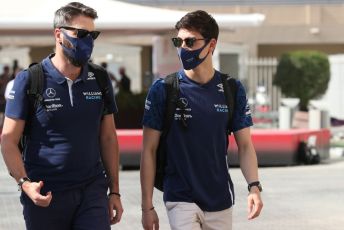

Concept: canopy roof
[[1, 0, 265, 31]]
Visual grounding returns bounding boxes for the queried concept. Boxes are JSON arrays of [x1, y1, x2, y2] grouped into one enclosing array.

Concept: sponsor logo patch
[[83, 91, 102, 100], [214, 104, 228, 113], [217, 83, 224, 92], [87, 72, 95, 80]]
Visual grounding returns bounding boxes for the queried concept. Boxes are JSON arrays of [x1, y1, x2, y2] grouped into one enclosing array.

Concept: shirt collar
[[178, 69, 220, 87], [42, 53, 89, 84]]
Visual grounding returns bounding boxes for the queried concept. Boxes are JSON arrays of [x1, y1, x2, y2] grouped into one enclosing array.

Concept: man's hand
[[247, 187, 263, 220], [142, 208, 159, 230], [108, 195, 124, 225], [22, 181, 52, 207]]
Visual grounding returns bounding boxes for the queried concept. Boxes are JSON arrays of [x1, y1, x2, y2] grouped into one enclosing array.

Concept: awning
[[1, 0, 265, 31]]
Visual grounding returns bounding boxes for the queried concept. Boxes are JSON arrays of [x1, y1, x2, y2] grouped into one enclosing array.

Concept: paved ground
[[1, 153, 344, 230]]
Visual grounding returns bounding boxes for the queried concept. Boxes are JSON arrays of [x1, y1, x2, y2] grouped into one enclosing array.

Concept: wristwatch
[[18, 177, 31, 191], [248, 181, 262, 192]]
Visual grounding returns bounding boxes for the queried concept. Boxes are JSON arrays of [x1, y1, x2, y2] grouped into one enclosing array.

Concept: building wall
[[30, 46, 54, 63], [141, 46, 153, 91], [3, 2, 344, 92], [155, 4, 344, 58], [258, 44, 344, 57], [123, 0, 344, 6]]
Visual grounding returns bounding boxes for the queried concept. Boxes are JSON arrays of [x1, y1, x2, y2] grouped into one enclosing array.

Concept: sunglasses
[[59, 26, 101, 40], [171, 37, 208, 48]]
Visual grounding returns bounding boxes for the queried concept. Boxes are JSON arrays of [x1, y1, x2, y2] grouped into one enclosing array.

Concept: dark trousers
[[20, 175, 110, 230]]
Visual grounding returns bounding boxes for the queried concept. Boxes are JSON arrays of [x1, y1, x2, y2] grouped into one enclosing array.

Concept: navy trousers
[[20, 174, 111, 230]]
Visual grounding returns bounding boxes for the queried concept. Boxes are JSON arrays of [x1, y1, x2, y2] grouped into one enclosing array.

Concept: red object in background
[[117, 128, 331, 167], [117, 129, 143, 153], [228, 129, 330, 165], [0, 128, 329, 167], [255, 105, 270, 113]]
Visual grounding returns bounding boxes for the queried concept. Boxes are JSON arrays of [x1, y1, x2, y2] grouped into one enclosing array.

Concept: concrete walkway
[[1, 153, 344, 230]]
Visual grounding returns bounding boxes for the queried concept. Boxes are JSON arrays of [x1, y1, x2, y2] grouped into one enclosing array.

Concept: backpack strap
[[154, 72, 179, 191], [220, 73, 238, 135], [88, 62, 112, 115], [24, 63, 45, 132], [19, 63, 45, 152], [27, 63, 45, 111], [161, 72, 179, 137]]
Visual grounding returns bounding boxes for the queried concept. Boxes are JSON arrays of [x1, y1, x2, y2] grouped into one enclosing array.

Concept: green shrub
[[274, 50, 330, 111]]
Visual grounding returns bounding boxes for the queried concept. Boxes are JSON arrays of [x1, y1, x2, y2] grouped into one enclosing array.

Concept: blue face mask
[[177, 41, 210, 70], [60, 31, 94, 66]]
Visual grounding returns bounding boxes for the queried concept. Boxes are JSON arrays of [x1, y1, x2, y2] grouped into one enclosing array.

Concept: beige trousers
[[165, 202, 233, 230]]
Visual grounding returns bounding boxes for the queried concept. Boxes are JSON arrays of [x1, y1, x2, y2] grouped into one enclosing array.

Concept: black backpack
[[154, 72, 238, 191], [19, 62, 112, 152]]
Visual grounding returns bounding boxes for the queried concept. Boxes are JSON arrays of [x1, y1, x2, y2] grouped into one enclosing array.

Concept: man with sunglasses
[[141, 10, 263, 230], [1, 2, 123, 230]]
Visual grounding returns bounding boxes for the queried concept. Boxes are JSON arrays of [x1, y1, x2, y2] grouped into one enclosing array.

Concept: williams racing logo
[[83, 91, 102, 100], [214, 104, 228, 113]]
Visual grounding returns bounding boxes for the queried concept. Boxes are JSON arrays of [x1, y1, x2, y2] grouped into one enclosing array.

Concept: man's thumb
[[38, 181, 44, 188]]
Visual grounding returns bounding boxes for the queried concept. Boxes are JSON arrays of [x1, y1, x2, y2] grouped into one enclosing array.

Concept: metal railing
[[244, 57, 281, 112]]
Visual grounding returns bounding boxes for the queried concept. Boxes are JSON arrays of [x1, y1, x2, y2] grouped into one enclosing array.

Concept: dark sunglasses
[[171, 37, 208, 48], [59, 26, 100, 40]]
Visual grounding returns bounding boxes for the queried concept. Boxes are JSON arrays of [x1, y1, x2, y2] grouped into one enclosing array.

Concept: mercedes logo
[[179, 98, 188, 107], [46, 88, 56, 98]]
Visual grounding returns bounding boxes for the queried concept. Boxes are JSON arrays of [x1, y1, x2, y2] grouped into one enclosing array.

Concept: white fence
[[244, 57, 281, 112]]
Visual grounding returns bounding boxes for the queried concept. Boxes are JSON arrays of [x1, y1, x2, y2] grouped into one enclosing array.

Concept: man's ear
[[209, 38, 217, 53], [54, 28, 62, 44]]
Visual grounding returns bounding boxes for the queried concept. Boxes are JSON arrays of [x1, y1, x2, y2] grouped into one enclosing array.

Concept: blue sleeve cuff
[[141, 79, 166, 131], [232, 80, 253, 132]]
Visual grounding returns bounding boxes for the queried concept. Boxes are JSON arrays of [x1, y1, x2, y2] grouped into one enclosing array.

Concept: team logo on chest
[[83, 91, 102, 100], [175, 97, 192, 121], [44, 88, 63, 111], [217, 83, 224, 92], [87, 72, 95, 80], [179, 98, 188, 108], [46, 88, 56, 98], [214, 104, 228, 113]]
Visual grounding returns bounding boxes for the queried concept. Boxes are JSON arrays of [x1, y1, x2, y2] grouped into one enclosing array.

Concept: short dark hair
[[54, 2, 98, 28], [175, 10, 219, 40]]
